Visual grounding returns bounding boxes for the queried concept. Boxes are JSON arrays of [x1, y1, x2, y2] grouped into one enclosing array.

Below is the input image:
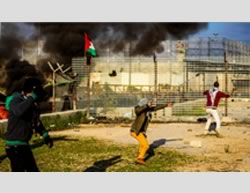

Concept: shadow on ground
[[145, 138, 183, 161], [83, 155, 122, 172], [0, 136, 78, 163], [195, 134, 223, 138], [30, 135, 79, 149], [0, 154, 7, 163]]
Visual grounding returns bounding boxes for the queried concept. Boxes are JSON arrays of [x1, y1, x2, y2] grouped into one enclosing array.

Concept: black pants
[[5, 145, 39, 172]]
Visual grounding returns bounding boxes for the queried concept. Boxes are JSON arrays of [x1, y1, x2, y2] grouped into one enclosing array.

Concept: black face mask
[[33, 85, 48, 102], [22, 77, 47, 102]]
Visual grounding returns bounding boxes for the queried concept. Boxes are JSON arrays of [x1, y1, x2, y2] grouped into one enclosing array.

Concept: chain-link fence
[[70, 39, 250, 121]]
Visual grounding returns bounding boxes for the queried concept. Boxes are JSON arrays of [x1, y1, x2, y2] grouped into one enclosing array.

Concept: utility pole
[[129, 42, 132, 86], [48, 62, 60, 112], [224, 52, 228, 117], [203, 72, 206, 91], [48, 62, 71, 112], [154, 53, 158, 96], [153, 53, 158, 118], [167, 49, 172, 86]]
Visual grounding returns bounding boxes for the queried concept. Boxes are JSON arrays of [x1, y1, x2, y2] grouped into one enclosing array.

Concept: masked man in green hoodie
[[5, 77, 53, 172]]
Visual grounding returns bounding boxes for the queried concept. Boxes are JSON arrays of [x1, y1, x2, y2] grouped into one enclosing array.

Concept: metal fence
[[69, 39, 250, 121]]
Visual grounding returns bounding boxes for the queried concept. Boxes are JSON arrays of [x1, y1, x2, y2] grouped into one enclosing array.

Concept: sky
[[194, 22, 250, 43]]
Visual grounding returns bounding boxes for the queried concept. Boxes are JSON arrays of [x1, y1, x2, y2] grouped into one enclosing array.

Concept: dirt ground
[[52, 122, 250, 172]]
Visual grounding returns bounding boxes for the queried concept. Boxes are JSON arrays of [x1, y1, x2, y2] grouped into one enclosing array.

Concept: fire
[[0, 105, 8, 120]]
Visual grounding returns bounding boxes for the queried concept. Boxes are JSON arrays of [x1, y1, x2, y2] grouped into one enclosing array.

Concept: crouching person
[[130, 98, 172, 165], [5, 77, 53, 172]]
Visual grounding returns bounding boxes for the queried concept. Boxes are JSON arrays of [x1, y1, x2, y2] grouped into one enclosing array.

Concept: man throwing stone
[[203, 81, 230, 136]]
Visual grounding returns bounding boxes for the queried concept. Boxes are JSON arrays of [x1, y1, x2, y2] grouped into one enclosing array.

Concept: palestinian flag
[[84, 33, 96, 57]]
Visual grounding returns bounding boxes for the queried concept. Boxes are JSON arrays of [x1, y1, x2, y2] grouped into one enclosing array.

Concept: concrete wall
[[88, 55, 185, 87], [0, 110, 86, 138]]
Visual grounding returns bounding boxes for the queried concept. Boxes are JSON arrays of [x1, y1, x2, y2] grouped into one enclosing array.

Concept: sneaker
[[135, 158, 146, 165], [204, 131, 209, 135], [147, 148, 155, 156], [215, 130, 222, 137]]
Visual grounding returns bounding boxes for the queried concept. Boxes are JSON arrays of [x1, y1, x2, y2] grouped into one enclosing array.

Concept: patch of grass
[[0, 136, 196, 172], [173, 108, 206, 116], [41, 112, 87, 131]]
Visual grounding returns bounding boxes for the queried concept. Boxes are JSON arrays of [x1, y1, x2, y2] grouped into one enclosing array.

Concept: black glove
[[43, 132, 53, 148]]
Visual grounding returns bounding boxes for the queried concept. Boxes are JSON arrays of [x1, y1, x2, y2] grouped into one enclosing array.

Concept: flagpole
[[87, 63, 91, 118], [84, 33, 90, 117], [84, 33, 96, 118]]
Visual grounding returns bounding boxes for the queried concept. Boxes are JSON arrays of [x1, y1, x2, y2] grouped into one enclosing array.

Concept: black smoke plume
[[0, 23, 23, 64], [4, 59, 45, 95], [34, 22, 207, 65], [0, 22, 208, 92], [0, 23, 45, 94]]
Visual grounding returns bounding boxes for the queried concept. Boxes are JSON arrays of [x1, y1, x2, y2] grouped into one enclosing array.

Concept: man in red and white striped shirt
[[203, 81, 230, 135]]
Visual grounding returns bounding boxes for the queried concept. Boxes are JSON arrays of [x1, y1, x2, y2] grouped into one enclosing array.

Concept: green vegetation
[[0, 88, 5, 93], [0, 136, 196, 172], [93, 83, 118, 113], [127, 85, 140, 92], [173, 107, 206, 116], [41, 112, 87, 131]]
